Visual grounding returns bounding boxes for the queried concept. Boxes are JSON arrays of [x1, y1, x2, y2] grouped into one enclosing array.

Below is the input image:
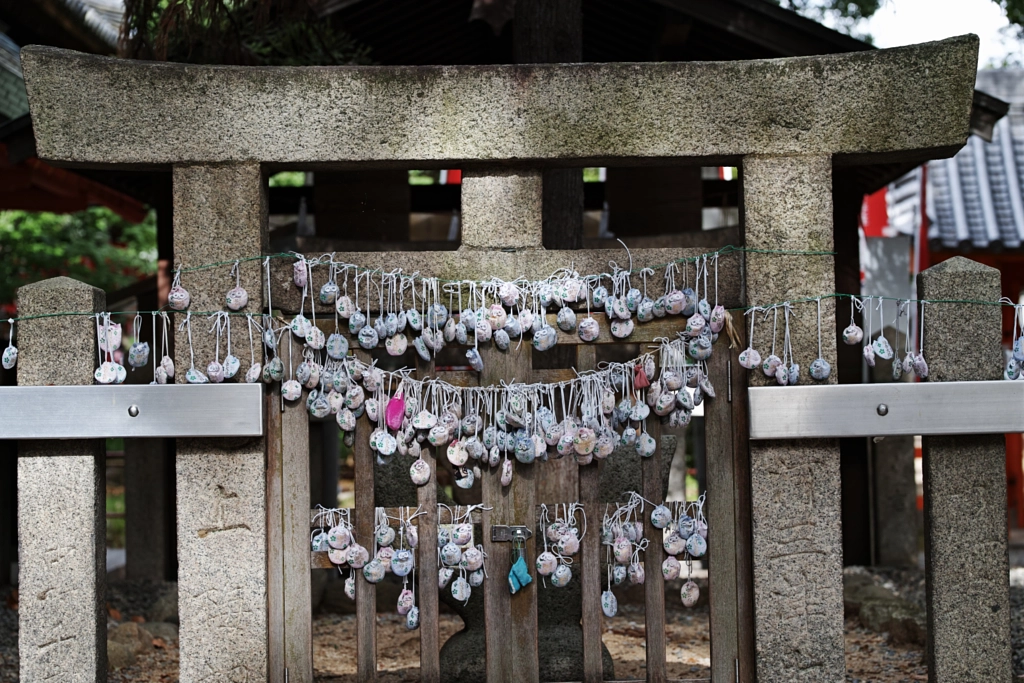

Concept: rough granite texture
[[461, 170, 543, 249], [16, 277, 107, 682], [22, 37, 977, 167], [744, 156, 845, 683], [918, 257, 1011, 683], [172, 163, 267, 380], [917, 257, 1003, 383], [16, 276, 103, 386], [177, 437, 268, 683], [172, 163, 269, 683]]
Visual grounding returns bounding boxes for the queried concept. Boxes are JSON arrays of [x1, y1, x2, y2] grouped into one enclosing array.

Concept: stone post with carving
[[743, 155, 845, 682], [917, 256, 1010, 682], [172, 163, 270, 682], [17, 276, 106, 682]]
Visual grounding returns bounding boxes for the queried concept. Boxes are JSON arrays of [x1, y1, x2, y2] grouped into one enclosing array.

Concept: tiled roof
[[60, 0, 124, 51], [926, 69, 1024, 250], [0, 34, 27, 122]]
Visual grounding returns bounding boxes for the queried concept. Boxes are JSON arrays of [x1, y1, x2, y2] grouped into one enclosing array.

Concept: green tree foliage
[[120, 0, 371, 65], [995, 0, 1024, 37], [769, 0, 881, 38], [0, 208, 157, 313]]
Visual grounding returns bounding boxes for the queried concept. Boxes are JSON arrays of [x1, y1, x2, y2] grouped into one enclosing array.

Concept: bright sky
[[861, 0, 1024, 67]]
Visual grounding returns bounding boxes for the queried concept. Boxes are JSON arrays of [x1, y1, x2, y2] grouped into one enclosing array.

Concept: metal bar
[[0, 385, 264, 439], [748, 381, 1024, 440]]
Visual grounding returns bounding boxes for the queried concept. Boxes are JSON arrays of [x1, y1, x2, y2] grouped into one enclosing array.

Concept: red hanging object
[[385, 391, 405, 431], [633, 364, 650, 390]]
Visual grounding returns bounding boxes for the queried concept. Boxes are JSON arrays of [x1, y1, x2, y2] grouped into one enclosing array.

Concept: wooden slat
[[705, 344, 740, 682], [730, 356, 756, 682], [642, 416, 667, 683], [576, 345, 604, 683], [353, 348, 377, 682], [416, 352, 440, 683], [481, 343, 539, 683], [273, 248, 743, 314], [282, 380, 313, 683], [532, 368, 577, 385], [545, 313, 691, 346], [266, 383, 285, 683], [312, 313, 689, 349], [316, 505, 627, 530]]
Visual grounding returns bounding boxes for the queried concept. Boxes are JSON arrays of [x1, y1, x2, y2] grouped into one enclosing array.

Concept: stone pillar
[[743, 155, 845, 682], [17, 276, 106, 682], [172, 163, 269, 683], [870, 333, 917, 568], [125, 439, 171, 580], [460, 170, 543, 250], [917, 257, 1010, 682]]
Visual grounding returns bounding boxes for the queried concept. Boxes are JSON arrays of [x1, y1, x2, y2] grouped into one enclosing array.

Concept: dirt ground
[[0, 586, 943, 683], [309, 604, 929, 683]]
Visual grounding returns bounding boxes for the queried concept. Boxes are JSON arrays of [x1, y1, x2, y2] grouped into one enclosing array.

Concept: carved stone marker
[[918, 257, 1011, 683], [17, 277, 106, 683]]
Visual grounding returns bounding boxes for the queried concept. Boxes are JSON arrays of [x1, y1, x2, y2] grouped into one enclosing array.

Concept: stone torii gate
[[18, 36, 980, 683]]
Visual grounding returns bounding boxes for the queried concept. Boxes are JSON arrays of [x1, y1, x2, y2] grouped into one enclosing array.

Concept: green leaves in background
[[0, 207, 157, 312]]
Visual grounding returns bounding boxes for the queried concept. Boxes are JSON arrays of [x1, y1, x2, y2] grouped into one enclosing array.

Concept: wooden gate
[[266, 244, 753, 683]]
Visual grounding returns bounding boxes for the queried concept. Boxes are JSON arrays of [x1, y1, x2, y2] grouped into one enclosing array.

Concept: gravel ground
[[854, 565, 1024, 679], [1, 569, 1021, 681], [1011, 567, 1024, 676]]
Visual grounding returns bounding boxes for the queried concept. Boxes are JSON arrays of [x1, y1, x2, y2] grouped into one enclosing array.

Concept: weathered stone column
[[172, 163, 269, 682], [17, 276, 106, 682], [743, 155, 845, 682], [125, 438, 171, 580], [871, 335, 918, 568], [460, 170, 543, 251], [917, 257, 1010, 682]]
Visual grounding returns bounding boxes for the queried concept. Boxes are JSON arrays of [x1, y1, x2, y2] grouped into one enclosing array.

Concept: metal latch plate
[[490, 525, 533, 542]]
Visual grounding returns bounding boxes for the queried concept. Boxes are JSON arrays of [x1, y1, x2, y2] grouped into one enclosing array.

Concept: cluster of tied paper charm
[[312, 506, 424, 631], [282, 336, 714, 489], [535, 503, 585, 588], [1004, 302, 1024, 381], [271, 250, 729, 375], [156, 247, 728, 379], [738, 296, 932, 383], [437, 505, 489, 604], [599, 492, 708, 618]]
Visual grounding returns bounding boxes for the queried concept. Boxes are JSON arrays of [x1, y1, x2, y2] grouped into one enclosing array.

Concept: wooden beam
[[272, 246, 744, 314], [652, 0, 871, 58]]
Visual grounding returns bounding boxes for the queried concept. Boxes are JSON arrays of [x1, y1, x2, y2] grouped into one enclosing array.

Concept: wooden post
[[354, 348, 378, 682], [705, 343, 740, 682], [576, 345, 603, 683], [641, 418, 667, 683], [267, 335, 314, 683], [416, 354, 441, 683], [481, 342, 539, 683]]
